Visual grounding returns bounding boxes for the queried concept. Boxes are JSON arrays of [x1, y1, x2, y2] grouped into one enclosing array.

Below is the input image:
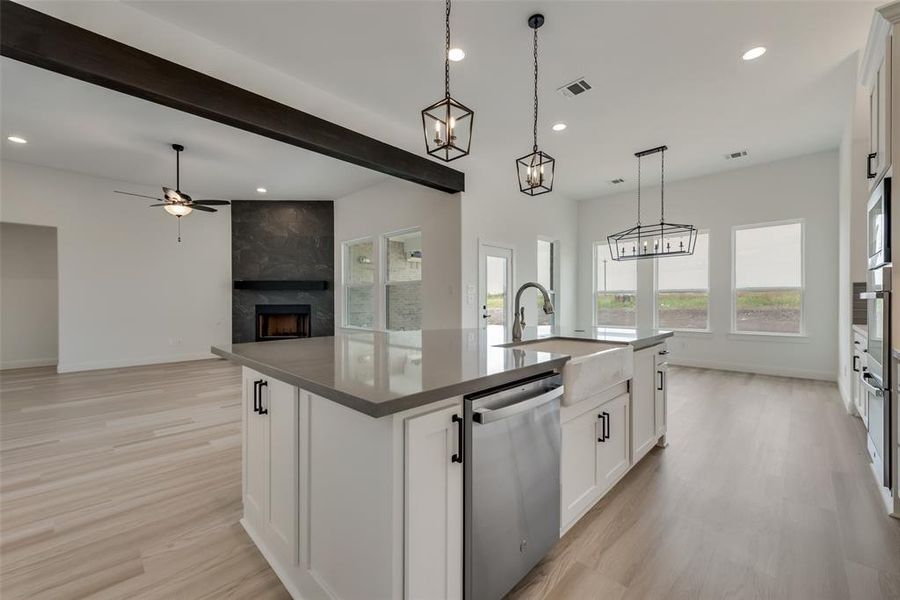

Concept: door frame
[[477, 240, 515, 329]]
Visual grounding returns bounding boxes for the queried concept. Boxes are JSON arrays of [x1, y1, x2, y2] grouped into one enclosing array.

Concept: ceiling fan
[[115, 144, 230, 242]]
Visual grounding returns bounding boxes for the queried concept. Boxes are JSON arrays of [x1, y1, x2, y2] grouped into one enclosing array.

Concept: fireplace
[[255, 304, 311, 341]]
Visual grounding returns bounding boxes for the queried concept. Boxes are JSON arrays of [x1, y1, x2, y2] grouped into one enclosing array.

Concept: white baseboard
[[0, 357, 57, 370], [57, 351, 218, 373], [669, 357, 837, 382], [837, 376, 855, 414]]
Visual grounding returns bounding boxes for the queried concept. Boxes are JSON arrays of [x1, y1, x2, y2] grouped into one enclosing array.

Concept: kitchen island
[[211, 326, 673, 600]]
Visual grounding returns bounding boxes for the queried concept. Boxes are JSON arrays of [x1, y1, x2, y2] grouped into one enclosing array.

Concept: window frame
[[592, 240, 638, 329], [342, 236, 376, 331], [653, 229, 711, 333], [536, 237, 559, 328], [731, 219, 806, 337], [383, 226, 423, 332]]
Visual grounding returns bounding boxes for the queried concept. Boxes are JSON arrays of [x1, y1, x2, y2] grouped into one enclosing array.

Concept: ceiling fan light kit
[[421, 0, 474, 162], [114, 144, 231, 242], [607, 145, 698, 261], [516, 14, 555, 196]]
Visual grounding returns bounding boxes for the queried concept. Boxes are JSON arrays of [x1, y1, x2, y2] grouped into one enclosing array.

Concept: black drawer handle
[[602, 411, 610, 440], [597, 413, 606, 443], [853, 355, 860, 373], [868, 152, 877, 179], [253, 379, 262, 413], [451, 414, 463, 463], [258, 380, 268, 415], [657, 370, 664, 391]]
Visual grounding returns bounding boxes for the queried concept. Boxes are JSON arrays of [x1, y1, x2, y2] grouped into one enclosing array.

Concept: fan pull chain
[[177, 216, 182, 243]]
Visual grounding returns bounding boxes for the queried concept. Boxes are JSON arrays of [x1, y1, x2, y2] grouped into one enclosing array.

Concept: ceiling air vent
[[609, 178, 625, 185], [724, 149, 749, 160], [558, 77, 592, 98]]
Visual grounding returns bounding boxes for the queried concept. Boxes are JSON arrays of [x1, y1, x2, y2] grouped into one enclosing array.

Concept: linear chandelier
[[607, 145, 697, 260]]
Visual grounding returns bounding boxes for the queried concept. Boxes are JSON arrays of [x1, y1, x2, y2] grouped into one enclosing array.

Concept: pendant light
[[421, 0, 473, 162], [516, 14, 555, 196], [607, 145, 697, 260]]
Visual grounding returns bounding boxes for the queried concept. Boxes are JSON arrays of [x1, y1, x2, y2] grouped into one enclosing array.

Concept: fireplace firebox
[[255, 304, 311, 341]]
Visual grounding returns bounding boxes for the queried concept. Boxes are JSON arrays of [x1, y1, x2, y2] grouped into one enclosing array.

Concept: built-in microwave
[[867, 176, 891, 270]]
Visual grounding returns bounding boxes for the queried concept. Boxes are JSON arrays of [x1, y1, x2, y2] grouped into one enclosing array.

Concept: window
[[594, 242, 636, 327], [536, 239, 557, 326], [656, 232, 710, 330], [385, 229, 422, 331], [733, 221, 803, 334], [343, 239, 374, 329]]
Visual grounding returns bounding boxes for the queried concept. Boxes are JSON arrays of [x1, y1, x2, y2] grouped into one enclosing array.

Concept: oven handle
[[473, 386, 563, 424], [861, 372, 885, 396]]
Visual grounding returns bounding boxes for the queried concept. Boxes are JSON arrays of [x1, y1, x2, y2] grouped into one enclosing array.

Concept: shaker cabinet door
[[243, 368, 269, 529], [561, 407, 602, 528], [405, 404, 463, 600], [631, 346, 658, 462], [597, 394, 630, 492]]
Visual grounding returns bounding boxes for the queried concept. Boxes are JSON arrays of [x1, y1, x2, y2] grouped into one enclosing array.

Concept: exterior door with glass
[[479, 244, 514, 333]]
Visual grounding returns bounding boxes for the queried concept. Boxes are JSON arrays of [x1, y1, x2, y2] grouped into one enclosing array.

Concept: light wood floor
[[1, 363, 899, 599]]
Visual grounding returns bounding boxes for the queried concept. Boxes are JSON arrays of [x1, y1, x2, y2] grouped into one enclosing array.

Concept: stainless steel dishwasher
[[463, 371, 562, 600]]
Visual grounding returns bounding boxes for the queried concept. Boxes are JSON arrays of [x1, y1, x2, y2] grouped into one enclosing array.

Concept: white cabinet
[[867, 33, 892, 187], [853, 333, 869, 425], [596, 394, 630, 492], [404, 404, 463, 600], [561, 386, 630, 531], [655, 348, 669, 440], [242, 368, 301, 565], [631, 346, 658, 462], [561, 403, 604, 526]]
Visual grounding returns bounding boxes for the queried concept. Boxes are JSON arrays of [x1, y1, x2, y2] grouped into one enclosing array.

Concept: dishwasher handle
[[472, 386, 562, 425]]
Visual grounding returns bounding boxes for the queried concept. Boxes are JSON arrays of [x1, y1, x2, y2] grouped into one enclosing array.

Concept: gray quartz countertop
[[852, 324, 867, 338], [211, 326, 673, 417]]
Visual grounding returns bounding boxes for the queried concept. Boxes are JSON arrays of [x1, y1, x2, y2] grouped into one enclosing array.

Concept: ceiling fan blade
[[115, 190, 163, 201], [190, 205, 217, 213], [148, 203, 169, 207], [191, 200, 231, 205]]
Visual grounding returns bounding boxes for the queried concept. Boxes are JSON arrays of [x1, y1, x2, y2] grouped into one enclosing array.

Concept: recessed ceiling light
[[256, 187, 267, 194], [552, 123, 567, 132], [7, 136, 27, 144], [742, 46, 766, 61], [448, 48, 465, 62]]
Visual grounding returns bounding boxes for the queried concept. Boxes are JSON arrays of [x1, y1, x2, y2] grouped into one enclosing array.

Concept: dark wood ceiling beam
[[0, 0, 464, 194]]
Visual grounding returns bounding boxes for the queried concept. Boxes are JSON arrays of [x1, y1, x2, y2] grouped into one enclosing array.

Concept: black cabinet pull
[[597, 413, 606, 443], [657, 370, 664, 391], [602, 411, 610, 440], [868, 152, 877, 179], [253, 379, 262, 413], [451, 414, 463, 463], [258, 380, 268, 415], [853, 355, 860, 373]]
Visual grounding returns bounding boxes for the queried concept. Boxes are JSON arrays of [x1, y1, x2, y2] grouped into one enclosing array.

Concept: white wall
[[334, 177, 462, 330], [578, 151, 840, 380], [1, 222, 58, 369], [0, 160, 231, 372], [459, 160, 580, 330]]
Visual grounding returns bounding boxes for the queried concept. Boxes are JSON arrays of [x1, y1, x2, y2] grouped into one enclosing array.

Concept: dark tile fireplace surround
[[232, 201, 335, 344]]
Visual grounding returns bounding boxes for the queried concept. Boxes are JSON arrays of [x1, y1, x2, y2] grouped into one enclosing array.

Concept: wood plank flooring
[[1, 362, 898, 599]]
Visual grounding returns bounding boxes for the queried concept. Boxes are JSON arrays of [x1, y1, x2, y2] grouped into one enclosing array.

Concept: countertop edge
[[212, 345, 569, 418], [211, 331, 672, 418]]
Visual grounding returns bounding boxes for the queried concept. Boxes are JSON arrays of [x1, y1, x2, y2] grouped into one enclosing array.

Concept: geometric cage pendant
[[422, 95, 474, 162]]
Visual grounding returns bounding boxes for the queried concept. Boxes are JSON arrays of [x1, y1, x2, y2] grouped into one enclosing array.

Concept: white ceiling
[[0, 58, 385, 200], [128, 0, 877, 200]]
